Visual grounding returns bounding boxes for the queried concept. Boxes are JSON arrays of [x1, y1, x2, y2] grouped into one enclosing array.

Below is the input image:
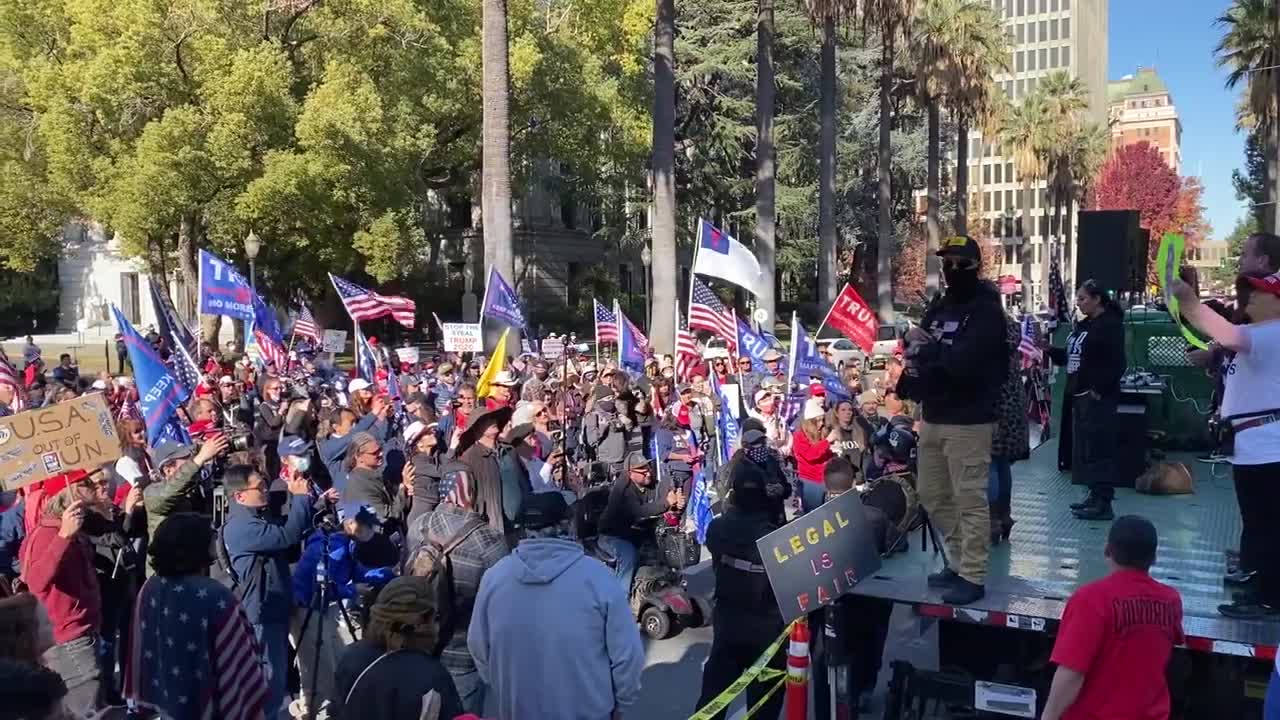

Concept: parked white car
[[816, 337, 864, 370]]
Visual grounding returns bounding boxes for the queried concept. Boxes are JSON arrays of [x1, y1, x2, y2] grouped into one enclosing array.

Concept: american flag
[[0, 347, 25, 411], [168, 338, 203, 395], [1018, 315, 1043, 367], [125, 575, 267, 720], [689, 278, 738, 351], [594, 299, 618, 344], [620, 308, 649, 350], [293, 302, 321, 341], [675, 309, 699, 381], [354, 326, 379, 382], [1048, 252, 1070, 326], [254, 327, 288, 371], [329, 273, 416, 328]]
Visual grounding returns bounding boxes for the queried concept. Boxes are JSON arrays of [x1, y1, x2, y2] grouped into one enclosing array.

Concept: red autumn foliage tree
[[1093, 142, 1211, 282], [893, 227, 927, 306]]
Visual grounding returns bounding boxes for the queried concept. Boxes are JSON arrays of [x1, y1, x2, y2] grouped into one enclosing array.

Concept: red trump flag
[[822, 284, 879, 354]]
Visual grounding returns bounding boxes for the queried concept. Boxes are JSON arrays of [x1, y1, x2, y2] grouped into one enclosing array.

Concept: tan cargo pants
[[917, 421, 994, 585]]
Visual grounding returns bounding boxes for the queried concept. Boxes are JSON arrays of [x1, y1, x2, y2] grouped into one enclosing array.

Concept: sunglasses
[[942, 258, 978, 271]]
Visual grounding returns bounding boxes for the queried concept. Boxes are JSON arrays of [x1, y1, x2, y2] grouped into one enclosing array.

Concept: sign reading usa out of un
[[198, 250, 255, 320], [755, 489, 881, 623]]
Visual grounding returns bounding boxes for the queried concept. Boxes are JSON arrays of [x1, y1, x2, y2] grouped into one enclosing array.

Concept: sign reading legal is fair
[[756, 489, 881, 623], [0, 393, 123, 491]]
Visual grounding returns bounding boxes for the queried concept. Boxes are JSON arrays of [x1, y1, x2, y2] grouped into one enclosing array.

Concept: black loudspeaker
[[1076, 210, 1149, 293]]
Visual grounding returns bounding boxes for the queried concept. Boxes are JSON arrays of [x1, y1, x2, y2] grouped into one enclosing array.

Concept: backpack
[[407, 516, 485, 654]]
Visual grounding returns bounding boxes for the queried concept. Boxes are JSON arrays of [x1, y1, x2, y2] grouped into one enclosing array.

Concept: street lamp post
[[640, 246, 652, 332], [244, 230, 262, 292]]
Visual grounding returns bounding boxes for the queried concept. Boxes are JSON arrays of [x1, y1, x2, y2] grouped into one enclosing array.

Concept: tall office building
[[1108, 67, 1182, 173], [970, 0, 1109, 307]]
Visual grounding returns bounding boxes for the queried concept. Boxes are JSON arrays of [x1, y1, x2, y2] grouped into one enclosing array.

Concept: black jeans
[[44, 633, 103, 714], [1234, 462, 1280, 606], [1071, 393, 1118, 502], [696, 627, 786, 720]]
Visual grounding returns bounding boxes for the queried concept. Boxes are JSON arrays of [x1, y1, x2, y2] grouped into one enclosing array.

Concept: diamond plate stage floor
[[850, 439, 1280, 650]]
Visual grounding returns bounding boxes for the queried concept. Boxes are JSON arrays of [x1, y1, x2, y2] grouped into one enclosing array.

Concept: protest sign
[[1156, 233, 1209, 351], [823, 284, 879, 354], [541, 337, 565, 359], [395, 346, 420, 364], [756, 489, 881, 623], [321, 330, 347, 354], [197, 250, 255, 320], [0, 393, 123, 491], [443, 323, 483, 353]]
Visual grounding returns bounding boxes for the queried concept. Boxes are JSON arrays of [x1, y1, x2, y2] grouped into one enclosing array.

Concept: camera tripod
[[296, 529, 361, 720]]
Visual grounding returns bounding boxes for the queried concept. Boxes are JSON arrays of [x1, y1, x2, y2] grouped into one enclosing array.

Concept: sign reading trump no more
[[755, 489, 882, 623], [0, 393, 123, 492]]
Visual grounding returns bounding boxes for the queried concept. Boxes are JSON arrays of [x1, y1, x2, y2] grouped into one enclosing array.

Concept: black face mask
[[943, 267, 979, 299]]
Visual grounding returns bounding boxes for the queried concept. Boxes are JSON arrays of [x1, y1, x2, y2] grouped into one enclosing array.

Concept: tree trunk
[[1064, 192, 1076, 287], [817, 15, 838, 308], [955, 119, 969, 235], [755, 0, 777, 330], [925, 101, 942, 299], [482, 0, 514, 283], [875, 39, 894, 322], [1262, 132, 1276, 232], [649, 0, 677, 352], [1040, 189, 1051, 309], [176, 214, 198, 324], [1020, 180, 1033, 312], [1272, 118, 1280, 235]]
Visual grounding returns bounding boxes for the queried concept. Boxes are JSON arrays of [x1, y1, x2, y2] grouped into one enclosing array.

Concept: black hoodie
[[898, 282, 1009, 425], [1047, 305, 1126, 397]]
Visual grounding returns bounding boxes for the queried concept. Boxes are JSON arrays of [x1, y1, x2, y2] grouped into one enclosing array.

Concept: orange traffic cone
[[784, 617, 810, 720]]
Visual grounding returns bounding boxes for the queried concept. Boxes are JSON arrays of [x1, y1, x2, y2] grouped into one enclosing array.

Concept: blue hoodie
[[290, 529, 395, 608], [468, 538, 644, 720], [318, 414, 384, 494]]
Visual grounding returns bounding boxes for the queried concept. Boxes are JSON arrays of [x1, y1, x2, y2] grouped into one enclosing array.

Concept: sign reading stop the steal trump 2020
[[755, 490, 882, 623], [0, 393, 123, 492]]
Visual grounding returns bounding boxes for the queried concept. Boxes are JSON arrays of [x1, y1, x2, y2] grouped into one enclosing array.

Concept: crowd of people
[[0, 230, 1277, 720]]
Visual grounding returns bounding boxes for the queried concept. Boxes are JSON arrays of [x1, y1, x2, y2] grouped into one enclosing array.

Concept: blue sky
[[1110, 0, 1245, 241]]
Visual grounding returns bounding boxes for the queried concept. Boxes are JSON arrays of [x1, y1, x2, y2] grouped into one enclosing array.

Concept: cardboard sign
[[541, 337, 565, 359], [0, 393, 123, 491], [321, 330, 348, 354], [443, 323, 482, 353], [756, 489, 881, 623], [395, 346, 420, 364]]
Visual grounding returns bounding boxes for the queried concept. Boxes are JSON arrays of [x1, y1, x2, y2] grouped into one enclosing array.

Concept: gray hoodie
[[468, 538, 644, 720]]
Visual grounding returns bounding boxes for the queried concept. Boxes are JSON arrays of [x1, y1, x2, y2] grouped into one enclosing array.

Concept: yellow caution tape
[[687, 621, 796, 720], [743, 676, 787, 719]]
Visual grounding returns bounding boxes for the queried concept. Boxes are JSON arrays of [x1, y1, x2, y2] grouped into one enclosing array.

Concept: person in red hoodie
[[792, 398, 837, 513], [21, 469, 104, 714]]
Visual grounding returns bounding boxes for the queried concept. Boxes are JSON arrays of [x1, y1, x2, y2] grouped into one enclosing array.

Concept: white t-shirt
[[1219, 320, 1280, 466]]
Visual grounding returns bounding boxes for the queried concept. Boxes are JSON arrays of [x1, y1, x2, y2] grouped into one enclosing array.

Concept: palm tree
[[1001, 92, 1048, 309], [912, 0, 1009, 295], [1216, 0, 1280, 234], [481, 0, 514, 284], [861, 0, 917, 321], [1036, 72, 1089, 291], [804, 0, 857, 308], [1061, 122, 1110, 283], [756, 0, 778, 329], [650, 0, 677, 351]]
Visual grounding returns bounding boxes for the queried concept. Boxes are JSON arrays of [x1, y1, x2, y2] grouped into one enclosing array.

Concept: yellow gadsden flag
[[475, 327, 511, 398]]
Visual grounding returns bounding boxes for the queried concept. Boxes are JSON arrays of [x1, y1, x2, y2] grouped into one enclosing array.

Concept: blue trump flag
[[736, 319, 771, 374], [481, 267, 525, 329], [198, 249, 255, 321], [686, 427, 714, 544], [252, 293, 284, 345], [709, 373, 740, 465], [113, 306, 191, 447], [617, 302, 647, 375], [791, 315, 850, 400]]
